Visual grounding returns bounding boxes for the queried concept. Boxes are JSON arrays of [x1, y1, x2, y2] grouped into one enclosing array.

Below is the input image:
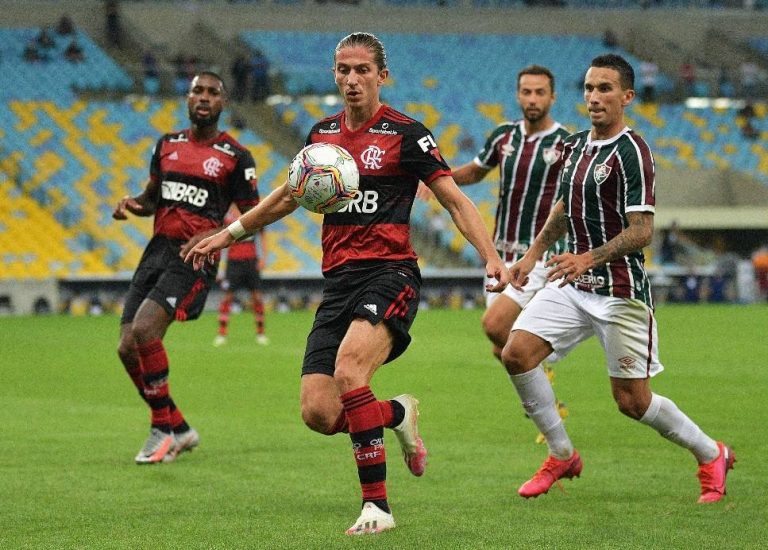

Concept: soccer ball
[[287, 143, 360, 214]]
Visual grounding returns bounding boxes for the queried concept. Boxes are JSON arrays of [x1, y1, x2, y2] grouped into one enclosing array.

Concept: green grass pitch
[[1, 305, 766, 549]]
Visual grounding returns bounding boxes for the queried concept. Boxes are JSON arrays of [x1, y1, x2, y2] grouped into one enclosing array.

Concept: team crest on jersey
[[360, 145, 385, 170], [593, 162, 611, 185], [542, 146, 561, 165], [501, 144, 516, 157], [203, 156, 224, 177]]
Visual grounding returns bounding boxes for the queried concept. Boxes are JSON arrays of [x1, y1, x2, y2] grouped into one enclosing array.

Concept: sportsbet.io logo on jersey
[[161, 180, 208, 207]]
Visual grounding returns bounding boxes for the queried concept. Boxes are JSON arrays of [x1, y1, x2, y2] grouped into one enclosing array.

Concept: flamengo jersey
[[475, 120, 569, 262], [559, 127, 655, 305], [149, 129, 259, 241], [306, 105, 451, 273]]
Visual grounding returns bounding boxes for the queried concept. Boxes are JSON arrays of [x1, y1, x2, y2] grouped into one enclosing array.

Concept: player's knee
[[300, 403, 334, 435], [130, 317, 162, 343], [500, 341, 529, 374], [614, 395, 646, 420], [117, 332, 137, 365], [116, 341, 133, 365], [482, 312, 513, 350]]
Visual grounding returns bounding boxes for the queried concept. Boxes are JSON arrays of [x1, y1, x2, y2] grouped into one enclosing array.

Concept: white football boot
[[392, 394, 428, 476], [345, 502, 395, 535]]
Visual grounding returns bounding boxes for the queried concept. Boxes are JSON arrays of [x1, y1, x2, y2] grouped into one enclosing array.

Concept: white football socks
[[509, 367, 573, 460], [639, 393, 719, 464]]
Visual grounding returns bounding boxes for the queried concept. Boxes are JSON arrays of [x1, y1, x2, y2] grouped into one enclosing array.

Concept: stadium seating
[[246, 31, 765, 263], [0, 28, 132, 101], [2, 25, 766, 278], [0, 94, 326, 278]]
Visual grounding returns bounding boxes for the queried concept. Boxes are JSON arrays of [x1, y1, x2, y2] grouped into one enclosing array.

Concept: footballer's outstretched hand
[[184, 230, 234, 270], [112, 196, 148, 220], [509, 256, 536, 291], [484, 257, 510, 293], [545, 251, 594, 288]]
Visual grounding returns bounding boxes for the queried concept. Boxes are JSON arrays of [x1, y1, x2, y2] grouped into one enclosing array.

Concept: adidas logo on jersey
[[363, 304, 378, 316]]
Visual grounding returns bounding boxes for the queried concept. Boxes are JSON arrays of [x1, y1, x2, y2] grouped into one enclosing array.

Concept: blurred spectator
[[738, 101, 755, 119], [23, 40, 47, 63], [36, 27, 55, 49], [659, 221, 683, 264], [739, 60, 759, 99], [682, 275, 701, 303], [716, 65, 734, 97], [56, 14, 75, 36], [173, 54, 198, 95], [142, 50, 160, 95], [752, 246, 768, 301], [64, 39, 85, 63], [639, 58, 659, 103], [738, 101, 760, 140], [230, 114, 246, 130], [230, 54, 250, 102], [602, 28, 618, 49], [458, 131, 476, 154], [679, 60, 696, 97], [250, 49, 270, 101], [105, 0, 121, 47], [702, 270, 733, 303], [741, 118, 760, 140]]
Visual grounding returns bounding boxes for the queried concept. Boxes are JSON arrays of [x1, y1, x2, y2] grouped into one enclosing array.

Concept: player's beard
[[524, 107, 548, 125], [189, 108, 221, 128]]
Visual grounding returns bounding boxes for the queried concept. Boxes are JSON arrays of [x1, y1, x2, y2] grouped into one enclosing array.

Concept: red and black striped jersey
[[149, 129, 259, 241], [559, 127, 655, 306], [474, 120, 569, 262], [306, 105, 451, 273]]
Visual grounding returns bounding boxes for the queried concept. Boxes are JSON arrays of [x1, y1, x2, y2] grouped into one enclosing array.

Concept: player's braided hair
[[591, 54, 635, 90], [518, 65, 556, 93], [334, 32, 387, 70]]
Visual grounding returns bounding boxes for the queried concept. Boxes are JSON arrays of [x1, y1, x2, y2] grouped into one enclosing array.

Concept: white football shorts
[[484, 259, 549, 309], [512, 284, 665, 379]]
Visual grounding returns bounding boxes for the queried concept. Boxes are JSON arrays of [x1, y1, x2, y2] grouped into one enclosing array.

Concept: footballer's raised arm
[[184, 182, 298, 269]]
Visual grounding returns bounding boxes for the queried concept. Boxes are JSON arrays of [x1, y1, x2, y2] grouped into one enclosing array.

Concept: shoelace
[[534, 457, 568, 480]]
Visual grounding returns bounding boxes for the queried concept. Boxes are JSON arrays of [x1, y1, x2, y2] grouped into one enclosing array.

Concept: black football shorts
[[302, 261, 421, 377], [224, 258, 262, 291], [121, 237, 214, 324]]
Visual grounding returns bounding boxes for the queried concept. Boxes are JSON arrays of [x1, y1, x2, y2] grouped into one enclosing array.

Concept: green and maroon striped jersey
[[559, 127, 655, 305], [475, 120, 569, 262]]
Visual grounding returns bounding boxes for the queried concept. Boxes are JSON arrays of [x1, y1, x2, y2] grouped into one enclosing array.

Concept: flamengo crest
[[593, 162, 611, 185], [203, 156, 224, 177], [360, 145, 384, 170]]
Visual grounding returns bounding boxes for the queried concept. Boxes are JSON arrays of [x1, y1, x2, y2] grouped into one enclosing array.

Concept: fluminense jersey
[[559, 126, 655, 305], [475, 120, 569, 262], [149, 129, 259, 241], [306, 104, 451, 273]]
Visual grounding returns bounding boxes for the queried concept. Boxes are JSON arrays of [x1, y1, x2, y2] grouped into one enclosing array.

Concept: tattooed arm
[[508, 199, 569, 290], [545, 211, 654, 287]]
